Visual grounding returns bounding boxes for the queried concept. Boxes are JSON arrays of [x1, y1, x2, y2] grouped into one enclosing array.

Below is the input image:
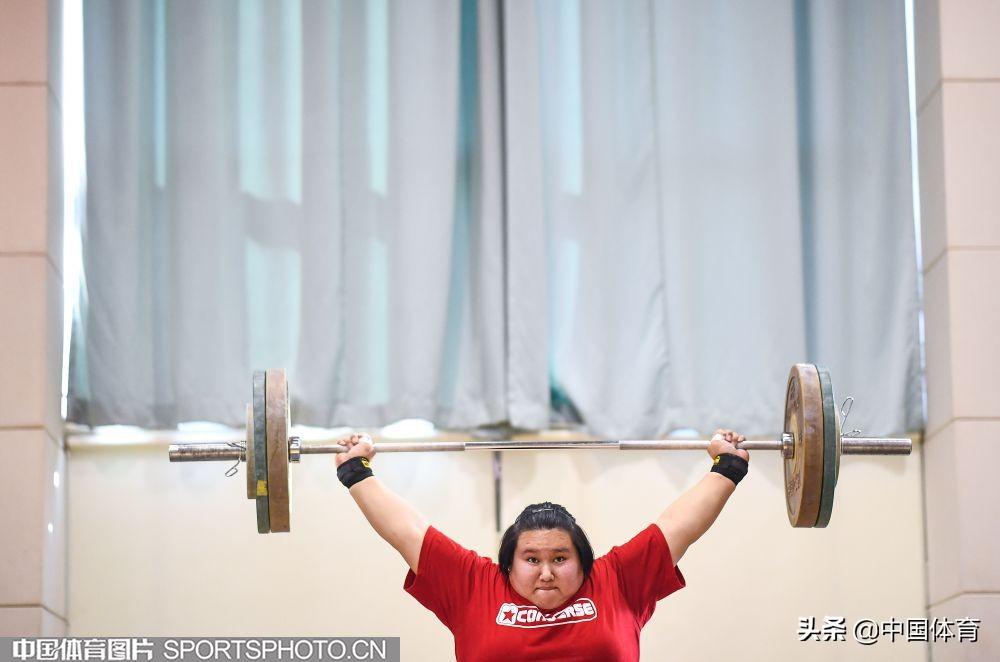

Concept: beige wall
[[915, 1, 1000, 660], [69, 438, 925, 660], [0, 0, 67, 637]]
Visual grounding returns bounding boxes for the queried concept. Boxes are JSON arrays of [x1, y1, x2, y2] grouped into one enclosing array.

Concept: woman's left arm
[[656, 429, 748, 565]]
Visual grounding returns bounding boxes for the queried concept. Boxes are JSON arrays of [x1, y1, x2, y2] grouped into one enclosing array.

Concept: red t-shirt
[[403, 523, 685, 661]]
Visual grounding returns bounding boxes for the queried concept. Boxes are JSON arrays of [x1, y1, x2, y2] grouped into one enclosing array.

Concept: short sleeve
[[602, 524, 686, 622], [403, 526, 497, 628]]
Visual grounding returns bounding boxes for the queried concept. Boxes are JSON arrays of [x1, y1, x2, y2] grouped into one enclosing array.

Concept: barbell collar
[[289, 437, 302, 463]]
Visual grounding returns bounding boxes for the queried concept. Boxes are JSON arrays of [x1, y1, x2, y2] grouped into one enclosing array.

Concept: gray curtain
[[71, 0, 922, 437], [73, 0, 506, 429], [504, 0, 921, 436]]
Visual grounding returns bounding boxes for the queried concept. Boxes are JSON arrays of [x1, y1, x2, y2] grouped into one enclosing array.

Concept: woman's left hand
[[707, 428, 749, 462]]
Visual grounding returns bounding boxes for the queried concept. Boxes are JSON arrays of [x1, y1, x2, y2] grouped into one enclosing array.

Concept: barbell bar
[[167, 364, 913, 533], [168, 436, 910, 461]]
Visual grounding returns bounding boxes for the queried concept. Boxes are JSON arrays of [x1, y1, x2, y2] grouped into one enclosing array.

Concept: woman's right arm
[[336, 435, 429, 572]]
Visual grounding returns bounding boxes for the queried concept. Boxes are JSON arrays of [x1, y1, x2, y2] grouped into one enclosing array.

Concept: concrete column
[[915, 1, 1000, 659], [0, 0, 67, 636]]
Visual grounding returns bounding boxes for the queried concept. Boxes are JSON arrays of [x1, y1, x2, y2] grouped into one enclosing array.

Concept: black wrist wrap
[[711, 453, 749, 486], [337, 456, 374, 488]]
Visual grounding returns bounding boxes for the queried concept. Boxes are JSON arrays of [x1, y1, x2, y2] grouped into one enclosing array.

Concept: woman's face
[[508, 528, 585, 610]]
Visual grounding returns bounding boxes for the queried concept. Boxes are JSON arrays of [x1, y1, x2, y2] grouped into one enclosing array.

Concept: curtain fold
[[71, 0, 921, 437]]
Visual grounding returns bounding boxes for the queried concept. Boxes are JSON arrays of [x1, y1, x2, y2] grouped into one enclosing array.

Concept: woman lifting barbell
[[333, 428, 750, 662]]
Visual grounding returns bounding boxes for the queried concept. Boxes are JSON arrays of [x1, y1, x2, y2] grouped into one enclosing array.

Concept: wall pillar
[[915, 1, 1000, 659], [0, 0, 67, 636]]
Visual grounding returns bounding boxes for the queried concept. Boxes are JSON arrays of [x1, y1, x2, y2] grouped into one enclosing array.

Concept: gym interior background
[[0, 1, 997, 660]]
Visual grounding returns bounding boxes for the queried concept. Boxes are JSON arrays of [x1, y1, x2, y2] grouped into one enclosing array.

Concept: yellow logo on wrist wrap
[[361, 458, 371, 469]]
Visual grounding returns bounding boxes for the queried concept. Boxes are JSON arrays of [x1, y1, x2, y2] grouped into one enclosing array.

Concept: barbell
[[168, 364, 912, 533]]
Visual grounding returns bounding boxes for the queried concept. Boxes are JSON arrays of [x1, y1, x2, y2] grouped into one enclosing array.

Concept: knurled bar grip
[[167, 436, 911, 462]]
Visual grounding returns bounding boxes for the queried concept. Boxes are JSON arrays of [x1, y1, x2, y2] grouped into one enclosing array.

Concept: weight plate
[[815, 366, 838, 528], [783, 364, 824, 527], [265, 368, 291, 533], [253, 371, 270, 534], [245, 403, 255, 500]]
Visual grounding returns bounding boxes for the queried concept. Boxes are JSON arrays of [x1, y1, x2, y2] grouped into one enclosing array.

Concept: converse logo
[[495, 598, 598, 628]]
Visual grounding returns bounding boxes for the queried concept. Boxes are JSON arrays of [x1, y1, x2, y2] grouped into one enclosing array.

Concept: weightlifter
[[334, 428, 750, 661]]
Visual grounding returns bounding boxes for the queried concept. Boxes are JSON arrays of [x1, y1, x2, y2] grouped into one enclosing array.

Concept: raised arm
[[335, 435, 429, 572], [656, 429, 748, 565]]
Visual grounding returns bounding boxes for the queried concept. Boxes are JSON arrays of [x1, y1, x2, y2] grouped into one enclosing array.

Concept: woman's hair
[[497, 502, 595, 579]]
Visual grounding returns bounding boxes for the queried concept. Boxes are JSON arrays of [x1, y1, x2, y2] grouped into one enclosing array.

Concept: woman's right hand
[[334, 433, 376, 468]]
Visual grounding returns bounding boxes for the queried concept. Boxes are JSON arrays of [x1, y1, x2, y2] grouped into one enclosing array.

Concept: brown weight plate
[[265, 368, 291, 533], [783, 364, 824, 527], [245, 403, 255, 500]]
